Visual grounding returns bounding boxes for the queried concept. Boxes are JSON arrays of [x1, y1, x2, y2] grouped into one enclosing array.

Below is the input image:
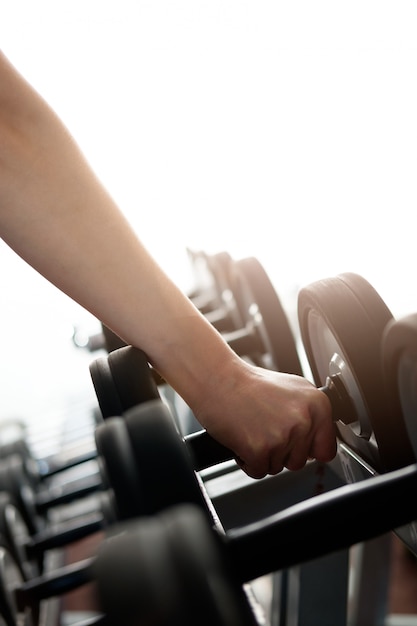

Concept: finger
[[235, 456, 268, 480], [309, 421, 337, 463]]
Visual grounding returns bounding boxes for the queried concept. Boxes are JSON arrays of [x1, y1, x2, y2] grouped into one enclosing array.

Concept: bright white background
[[1, 2, 416, 442]]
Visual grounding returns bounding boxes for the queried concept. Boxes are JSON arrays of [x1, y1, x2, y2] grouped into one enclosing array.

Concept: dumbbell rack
[[6, 254, 417, 626]]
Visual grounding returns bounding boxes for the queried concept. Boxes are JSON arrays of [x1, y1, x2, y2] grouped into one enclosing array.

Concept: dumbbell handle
[[14, 557, 94, 610], [19, 459, 417, 614], [35, 473, 104, 512], [186, 373, 357, 472], [228, 461, 417, 583], [25, 511, 105, 559]]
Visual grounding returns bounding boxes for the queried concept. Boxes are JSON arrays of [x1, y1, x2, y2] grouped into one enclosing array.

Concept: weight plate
[[89, 357, 124, 419], [233, 257, 303, 375], [187, 248, 224, 313], [94, 418, 144, 520], [0, 544, 26, 626], [124, 400, 211, 518], [298, 272, 410, 472], [0, 493, 32, 581], [204, 252, 245, 331], [94, 515, 188, 626], [382, 313, 417, 462], [90, 346, 160, 419], [162, 504, 258, 626], [0, 456, 40, 536]]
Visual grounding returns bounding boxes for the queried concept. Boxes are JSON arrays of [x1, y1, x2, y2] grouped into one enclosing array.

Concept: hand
[[194, 361, 336, 480]]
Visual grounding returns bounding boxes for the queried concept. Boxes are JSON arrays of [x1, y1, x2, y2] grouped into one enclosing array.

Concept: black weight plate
[[90, 346, 160, 419], [162, 504, 258, 626], [0, 456, 41, 536], [0, 544, 26, 626], [233, 257, 303, 375], [89, 357, 124, 419], [124, 400, 211, 518], [93, 516, 183, 626], [382, 313, 417, 462], [298, 272, 410, 472], [94, 418, 144, 520], [0, 493, 32, 581]]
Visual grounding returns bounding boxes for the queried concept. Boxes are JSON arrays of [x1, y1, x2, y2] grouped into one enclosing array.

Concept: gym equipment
[[187, 250, 245, 331], [0, 348, 162, 523], [227, 256, 302, 374], [89, 344, 161, 419], [92, 271, 417, 625], [86, 251, 303, 375], [0, 490, 112, 581], [382, 311, 417, 459], [0, 539, 30, 626], [10, 273, 417, 625], [6, 450, 417, 626], [92, 454, 417, 626], [0, 416, 99, 481], [382, 312, 417, 550], [295, 272, 417, 624], [0, 455, 107, 538], [95, 367, 356, 523], [297, 272, 415, 473]]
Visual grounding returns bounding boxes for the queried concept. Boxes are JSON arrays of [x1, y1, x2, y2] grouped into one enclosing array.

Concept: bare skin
[[0, 50, 336, 479]]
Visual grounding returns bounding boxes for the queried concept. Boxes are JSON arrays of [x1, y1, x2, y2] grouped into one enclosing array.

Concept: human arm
[[0, 50, 336, 478]]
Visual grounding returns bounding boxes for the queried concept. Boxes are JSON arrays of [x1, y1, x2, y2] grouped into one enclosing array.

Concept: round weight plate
[[187, 248, 223, 313], [0, 544, 26, 626], [233, 257, 303, 375], [0, 440, 40, 491], [0, 456, 40, 536], [93, 516, 188, 626], [382, 313, 417, 462], [298, 272, 410, 472], [89, 356, 124, 419], [94, 418, 144, 520], [124, 400, 211, 518], [0, 493, 31, 581], [161, 504, 258, 626], [90, 346, 160, 419], [205, 252, 245, 331]]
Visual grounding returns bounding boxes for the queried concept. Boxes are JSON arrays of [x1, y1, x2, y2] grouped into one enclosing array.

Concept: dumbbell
[[296, 271, 417, 620], [93, 272, 417, 520], [297, 271, 415, 473], [381, 312, 417, 549], [0, 347, 162, 515], [0, 436, 101, 502], [0, 489, 113, 582], [186, 248, 232, 313], [84, 279, 416, 624], [0, 536, 30, 626], [0, 435, 98, 483], [88, 339, 310, 483], [8, 298, 412, 624], [185, 250, 304, 373], [0, 454, 109, 540], [6, 439, 417, 626], [94, 361, 357, 524], [382, 311, 417, 456], [92, 445, 417, 626]]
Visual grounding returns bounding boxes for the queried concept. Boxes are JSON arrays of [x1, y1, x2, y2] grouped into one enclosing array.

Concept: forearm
[[0, 51, 336, 478], [0, 51, 238, 412]]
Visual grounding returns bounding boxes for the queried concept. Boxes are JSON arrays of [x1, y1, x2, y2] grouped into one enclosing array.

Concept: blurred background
[[1, 1, 416, 446]]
